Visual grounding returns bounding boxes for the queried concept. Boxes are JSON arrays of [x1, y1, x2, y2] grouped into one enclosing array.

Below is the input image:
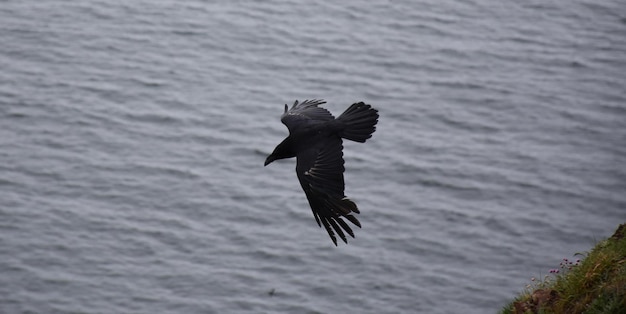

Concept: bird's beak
[[264, 155, 274, 167]]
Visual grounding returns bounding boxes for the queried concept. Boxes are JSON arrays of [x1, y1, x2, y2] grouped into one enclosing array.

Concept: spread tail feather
[[337, 102, 379, 143]]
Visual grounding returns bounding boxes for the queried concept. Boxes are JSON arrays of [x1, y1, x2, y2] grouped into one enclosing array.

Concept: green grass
[[500, 224, 626, 314]]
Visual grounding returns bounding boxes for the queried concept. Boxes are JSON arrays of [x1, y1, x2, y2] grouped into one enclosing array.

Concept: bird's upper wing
[[281, 99, 334, 133], [295, 137, 361, 245]]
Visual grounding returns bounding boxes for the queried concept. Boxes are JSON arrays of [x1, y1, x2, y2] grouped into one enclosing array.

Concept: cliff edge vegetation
[[500, 223, 626, 314]]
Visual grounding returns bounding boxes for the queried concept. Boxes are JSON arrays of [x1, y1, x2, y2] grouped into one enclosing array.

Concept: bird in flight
[[265, 99, 379, 245]]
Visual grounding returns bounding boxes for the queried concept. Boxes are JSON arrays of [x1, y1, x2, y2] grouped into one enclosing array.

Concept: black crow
[[265, 99, 379, 245]]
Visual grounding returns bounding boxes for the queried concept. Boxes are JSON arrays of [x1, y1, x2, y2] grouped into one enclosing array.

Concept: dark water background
[[1, 1, 625, 313]]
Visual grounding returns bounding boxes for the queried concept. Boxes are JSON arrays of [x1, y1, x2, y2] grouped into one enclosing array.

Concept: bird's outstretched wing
[[295, 136, 361, 245], [281, 99, 334, 133]]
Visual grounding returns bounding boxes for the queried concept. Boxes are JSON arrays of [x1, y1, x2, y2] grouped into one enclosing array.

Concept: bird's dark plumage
[[265, 99, 379, 245]]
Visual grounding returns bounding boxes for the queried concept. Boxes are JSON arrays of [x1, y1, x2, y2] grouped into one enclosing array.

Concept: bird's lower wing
[[296, 137, 361, 245]]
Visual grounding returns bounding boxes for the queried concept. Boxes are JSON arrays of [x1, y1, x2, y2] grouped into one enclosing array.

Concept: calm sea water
[[1, 1, 625, 313]]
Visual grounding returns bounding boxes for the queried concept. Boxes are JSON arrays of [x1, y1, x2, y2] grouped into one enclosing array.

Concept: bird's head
[[264, 154, 277, 166], [265, 137, 295, 166]]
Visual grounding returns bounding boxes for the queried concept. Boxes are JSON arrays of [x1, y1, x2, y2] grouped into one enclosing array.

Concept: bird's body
[[265, 100, 379, 245]]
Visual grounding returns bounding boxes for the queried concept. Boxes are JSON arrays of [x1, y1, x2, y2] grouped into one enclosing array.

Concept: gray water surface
[[1, 1, 625, 313]]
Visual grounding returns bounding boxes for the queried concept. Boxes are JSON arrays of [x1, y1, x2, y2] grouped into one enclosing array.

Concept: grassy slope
[[500, 224, 626, 314]]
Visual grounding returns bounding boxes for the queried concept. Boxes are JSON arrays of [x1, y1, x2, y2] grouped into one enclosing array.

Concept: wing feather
[[281, 99, 335, 133], [296, 136, 361, 245]]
